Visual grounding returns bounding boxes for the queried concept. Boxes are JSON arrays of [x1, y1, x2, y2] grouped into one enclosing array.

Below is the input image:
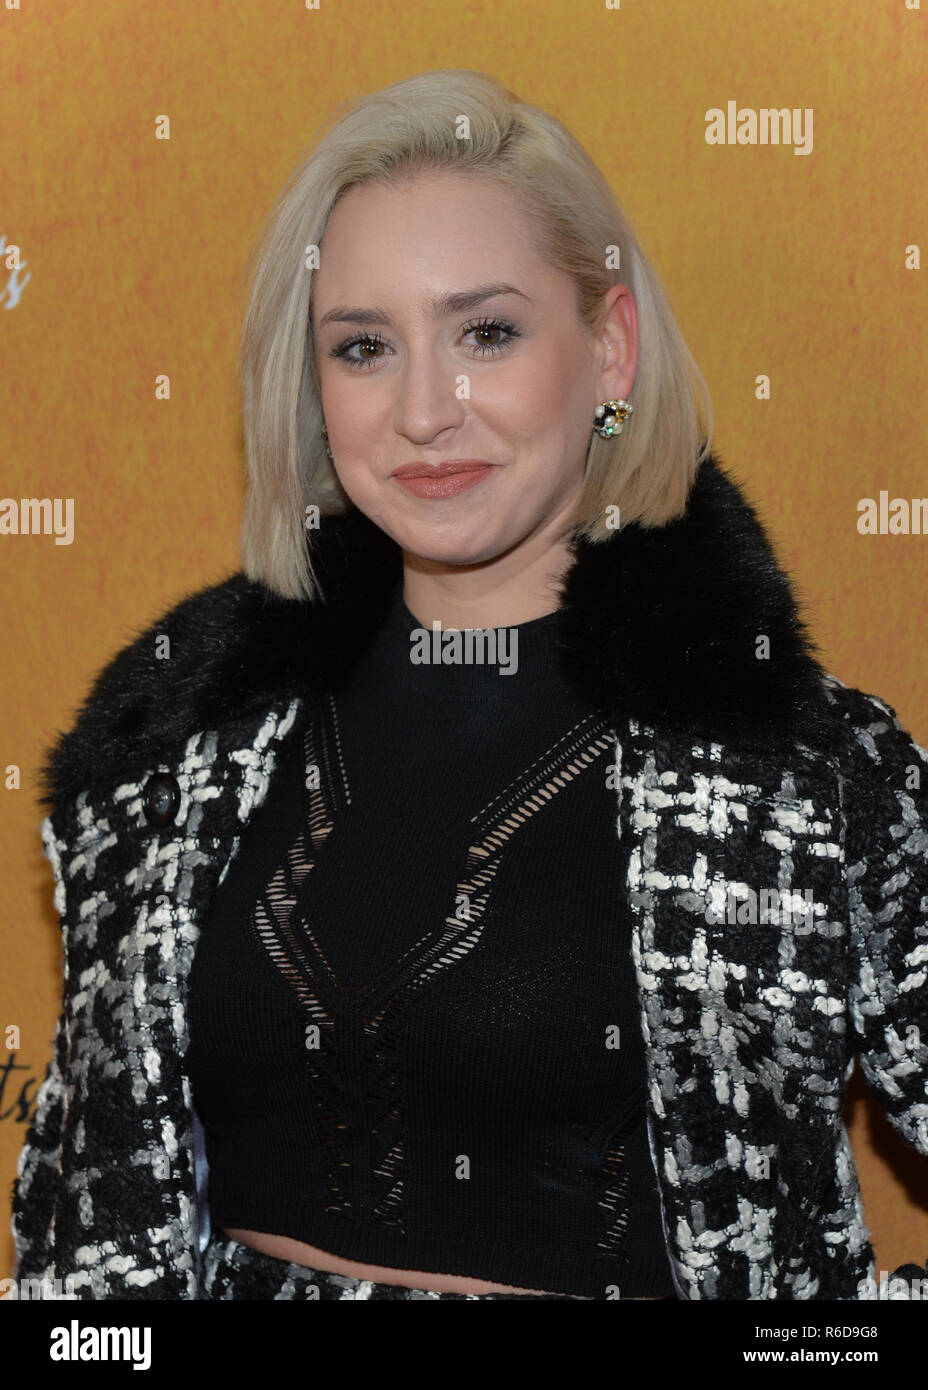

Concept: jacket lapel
[[34, 703, 303, 1296], [37, 450, 839, 812], [618, 715, 850, 1299]]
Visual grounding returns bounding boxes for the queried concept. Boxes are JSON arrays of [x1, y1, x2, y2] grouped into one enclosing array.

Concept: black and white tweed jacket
[[10, 452, 928, 1299]]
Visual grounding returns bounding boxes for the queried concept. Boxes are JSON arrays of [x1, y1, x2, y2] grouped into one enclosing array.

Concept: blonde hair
[[239, 68, 713, 601]]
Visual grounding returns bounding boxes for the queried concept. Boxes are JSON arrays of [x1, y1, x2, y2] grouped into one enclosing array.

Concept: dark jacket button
[[142, 772, 182, 826]]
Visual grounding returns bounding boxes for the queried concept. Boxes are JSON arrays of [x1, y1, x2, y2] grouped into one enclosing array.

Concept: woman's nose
[[391, 347, 467, 442]]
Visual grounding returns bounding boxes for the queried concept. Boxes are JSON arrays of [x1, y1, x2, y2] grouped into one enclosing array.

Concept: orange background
[[2, 0, 926, 1284]]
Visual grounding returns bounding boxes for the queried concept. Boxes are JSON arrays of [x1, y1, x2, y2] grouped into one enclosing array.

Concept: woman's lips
[[392, 465, 494, 498]]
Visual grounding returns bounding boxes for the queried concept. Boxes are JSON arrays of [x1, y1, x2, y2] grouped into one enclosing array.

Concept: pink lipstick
[[391, 460, 495, 499]]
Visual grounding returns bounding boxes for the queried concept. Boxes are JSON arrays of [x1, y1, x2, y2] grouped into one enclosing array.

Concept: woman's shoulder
[[36, 571, 286, 813], [821, 672, 928, 768], [818, 674, 928, 872]]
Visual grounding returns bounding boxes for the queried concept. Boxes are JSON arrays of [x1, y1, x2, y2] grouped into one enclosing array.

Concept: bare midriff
[[222, 1227, 663, 1298]]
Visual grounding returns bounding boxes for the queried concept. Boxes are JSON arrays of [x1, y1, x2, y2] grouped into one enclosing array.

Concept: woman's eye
[[331, 332, 387, 369], [329, 317, 520, 371], [468, 319, 513, 353]]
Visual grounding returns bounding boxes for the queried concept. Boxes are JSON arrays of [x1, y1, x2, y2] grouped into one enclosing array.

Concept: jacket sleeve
[[9, 817, 71, 1295], [840, 684, 928, 1157], [8, 795, 200, 1301]]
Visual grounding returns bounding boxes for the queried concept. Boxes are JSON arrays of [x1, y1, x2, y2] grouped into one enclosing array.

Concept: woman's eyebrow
[[316, 283, 532, 330]]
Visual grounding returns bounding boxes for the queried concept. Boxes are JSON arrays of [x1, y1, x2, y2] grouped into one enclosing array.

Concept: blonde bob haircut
[[239, 68, 713, 602]]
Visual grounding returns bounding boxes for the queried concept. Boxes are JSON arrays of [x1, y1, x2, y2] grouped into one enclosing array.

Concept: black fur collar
[[38, 451, 839, 810]]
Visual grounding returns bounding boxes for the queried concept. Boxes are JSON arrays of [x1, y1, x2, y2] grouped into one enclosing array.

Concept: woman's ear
[[595, 284, 638, 406]]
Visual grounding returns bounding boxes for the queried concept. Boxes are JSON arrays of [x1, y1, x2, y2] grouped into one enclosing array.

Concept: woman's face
[[311, 171, 636, 569]]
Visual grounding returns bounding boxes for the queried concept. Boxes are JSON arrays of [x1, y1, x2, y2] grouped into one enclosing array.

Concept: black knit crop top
[[186, 576, 677, 1299]]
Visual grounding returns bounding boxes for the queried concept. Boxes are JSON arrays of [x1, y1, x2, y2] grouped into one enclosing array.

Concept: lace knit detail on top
[[187, 577, 678, 1298]]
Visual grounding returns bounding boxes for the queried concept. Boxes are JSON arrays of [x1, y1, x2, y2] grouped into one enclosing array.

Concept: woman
[[11, 69, 928, 1302]]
